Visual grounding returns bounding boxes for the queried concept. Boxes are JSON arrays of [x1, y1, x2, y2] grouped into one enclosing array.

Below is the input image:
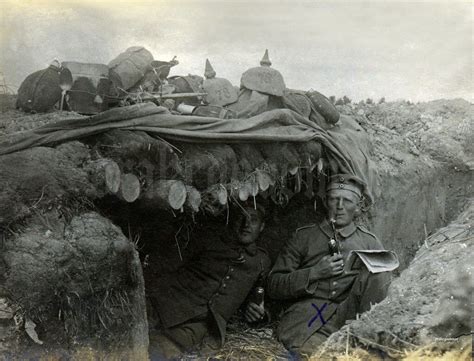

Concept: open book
[[345, 250, 399, 273]]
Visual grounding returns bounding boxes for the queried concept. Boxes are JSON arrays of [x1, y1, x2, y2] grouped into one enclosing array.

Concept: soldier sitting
[[149, 202, 270, 358], [267, 174, 394, 359]]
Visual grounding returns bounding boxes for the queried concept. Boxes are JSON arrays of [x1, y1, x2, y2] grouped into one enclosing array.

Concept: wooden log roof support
[[88, 133, 325, 213]]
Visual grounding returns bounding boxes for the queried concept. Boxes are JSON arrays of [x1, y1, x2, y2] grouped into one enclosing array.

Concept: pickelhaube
[[202, 59, 238, 106], [240, 49, 286, 97]]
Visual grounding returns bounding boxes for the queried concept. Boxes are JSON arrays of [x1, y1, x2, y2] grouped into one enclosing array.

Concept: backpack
[[306, 90, 340, 125], [108, 46, 154, 91], [16, 62, 63, 113]]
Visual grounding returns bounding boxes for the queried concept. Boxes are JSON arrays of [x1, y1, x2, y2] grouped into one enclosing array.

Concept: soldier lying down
[[149, 202, 270, 358]]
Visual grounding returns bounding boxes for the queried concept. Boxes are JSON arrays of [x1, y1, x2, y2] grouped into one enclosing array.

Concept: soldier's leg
[[149, 332, 182, 360], [149, 312, 210, 360], [334, 269, 391, 327], [296, 320, 339, 359], [297, 332, 328, 359], [164, 314, 210, 351], [292, 271, 391, 359]]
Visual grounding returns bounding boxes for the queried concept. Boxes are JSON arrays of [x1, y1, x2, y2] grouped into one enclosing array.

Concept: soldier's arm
[[358, 225, 386, 250], [242, 289, 270, 324], [243, 251, 271, 324], [267, 231, 318, 300]]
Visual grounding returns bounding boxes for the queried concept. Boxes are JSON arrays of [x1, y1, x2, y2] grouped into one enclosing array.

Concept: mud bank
[[348, 100, 473, 270], [0, 212, 148, 359]]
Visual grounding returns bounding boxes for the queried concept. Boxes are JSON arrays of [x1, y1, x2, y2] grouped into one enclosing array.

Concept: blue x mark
[[308, 303, 327, 328]]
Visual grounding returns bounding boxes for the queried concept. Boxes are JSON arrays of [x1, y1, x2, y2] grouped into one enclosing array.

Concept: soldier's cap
[[326, 174, 366, 199], [240, 199, 267, 218]]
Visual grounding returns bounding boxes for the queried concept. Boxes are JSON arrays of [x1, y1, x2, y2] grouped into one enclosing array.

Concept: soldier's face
[[326, 189, 360, 228], [237, 208, 264, 245]]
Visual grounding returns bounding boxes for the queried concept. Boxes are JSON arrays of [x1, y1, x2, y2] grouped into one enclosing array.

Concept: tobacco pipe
[[328, 218, 340, 256]]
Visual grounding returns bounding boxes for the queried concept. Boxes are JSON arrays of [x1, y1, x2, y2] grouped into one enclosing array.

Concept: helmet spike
[[260, 49, 272, 67], [204, 59, 216, 79]]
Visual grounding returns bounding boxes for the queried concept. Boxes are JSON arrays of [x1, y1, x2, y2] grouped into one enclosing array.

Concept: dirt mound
[[0, 94, 16, 113], [0, 144, 93, 226], [318, 199, 473, 359], [340, 99, 472, 171], [0, 211, 148, 358], [337, 99, 473, 270], [0, 109, 84, 136]]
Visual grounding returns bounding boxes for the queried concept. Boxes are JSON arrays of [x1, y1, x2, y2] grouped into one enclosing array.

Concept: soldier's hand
[[328, 253, 344, 275], [244, 302, 265, 323], [312, 254, 345, 279]]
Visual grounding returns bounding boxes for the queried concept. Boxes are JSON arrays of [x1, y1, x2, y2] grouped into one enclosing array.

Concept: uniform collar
[[320, 218, 357, 239], [242, 242, 258, 256], [227, 236, 258, 256]]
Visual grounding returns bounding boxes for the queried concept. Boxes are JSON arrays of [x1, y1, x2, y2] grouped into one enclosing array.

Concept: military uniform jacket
[[267, 219, 384, 347], [153, 235, 270, 344]]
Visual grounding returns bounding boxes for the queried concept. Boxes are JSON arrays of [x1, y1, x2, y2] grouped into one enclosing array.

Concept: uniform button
[[331, 291, 336, 296], [230, 267, 234, 272], [333, 281, 338, 286], [225, 276, 230, 280], [214, 293, 219, 297], [222, 283, 227, 288]]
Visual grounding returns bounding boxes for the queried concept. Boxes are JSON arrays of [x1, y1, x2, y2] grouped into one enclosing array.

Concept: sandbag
[[16, 61, 63, 113], [61, 61, 113, 114], [306, 90, 340, 125], [108, 46, 154, 91]]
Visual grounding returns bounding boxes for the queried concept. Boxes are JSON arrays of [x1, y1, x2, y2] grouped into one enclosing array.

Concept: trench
[[1, 149, 470, 359], [1, 96, 470, 358], [95, 162, 472, 357]]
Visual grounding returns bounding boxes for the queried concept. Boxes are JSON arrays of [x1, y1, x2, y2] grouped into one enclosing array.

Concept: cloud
[[0, 0, 471, 101]]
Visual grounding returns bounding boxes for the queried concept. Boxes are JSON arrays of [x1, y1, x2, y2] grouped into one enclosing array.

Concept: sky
[[0, 0, 472, 102]]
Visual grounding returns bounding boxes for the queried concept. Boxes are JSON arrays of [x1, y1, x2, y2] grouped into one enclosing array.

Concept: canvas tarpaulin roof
[[0, 103, 376, 202]]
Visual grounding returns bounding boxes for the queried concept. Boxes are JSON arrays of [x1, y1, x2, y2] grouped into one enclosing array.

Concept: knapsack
[[16, 61, 63, 113]]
